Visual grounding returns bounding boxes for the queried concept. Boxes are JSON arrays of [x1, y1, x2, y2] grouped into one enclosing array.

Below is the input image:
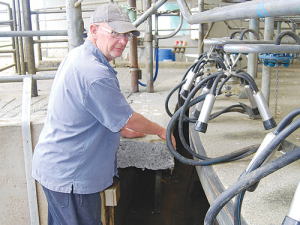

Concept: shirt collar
[[84, 39, 117, 76]]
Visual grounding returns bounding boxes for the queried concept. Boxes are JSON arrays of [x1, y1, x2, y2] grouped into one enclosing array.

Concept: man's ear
[[90, 24, 98, 36]]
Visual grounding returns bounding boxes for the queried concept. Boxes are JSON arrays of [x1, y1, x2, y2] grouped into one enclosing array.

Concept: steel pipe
[[198, 0, 204, 54], [133, 0, 167, 27], [247, 18, 259, 78], [145, 0, 154, 93], [128, 0, 139, 93], [0, 20, 13, 25], [176, 0, 300, 24], [0, 74, 55, 83], [0, 1, 9, 6], [66, 0, 84, 50], [0, 64, 16, 72], [261, 17, 274, 106], [204, 38, 300, 46], [0, 30, 68, 37], [155, 13, 183, 40], [35, 14, 42, 61], [0, 49, 16, 53], [223, 44, 300, 53], [15, 0, 25, 75], [22, 0, 37, 97], [204, 38, 274, 46], [33, 39, 68, 43]]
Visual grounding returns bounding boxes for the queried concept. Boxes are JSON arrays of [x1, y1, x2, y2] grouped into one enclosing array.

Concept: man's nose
[[118, 35, 128, 44]]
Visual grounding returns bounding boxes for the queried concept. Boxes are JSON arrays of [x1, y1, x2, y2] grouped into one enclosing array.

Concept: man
[[32, 3, 175, 225]]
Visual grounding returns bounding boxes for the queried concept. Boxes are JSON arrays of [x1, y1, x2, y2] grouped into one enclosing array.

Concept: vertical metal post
[[22, 0, 38, 96], [247, 18, 259, 79], [15, 0, 26, 75], [128, 0, 139, 93], [66, 0, 84, 51], [198, 0, 204, 54], [277, 21, 282, 36], [261, 17, 274, 106], [292, 23, 295, 32], [35, 13, 42, 61], [145, 0, 154, 93], [11, 0, 21, 74], [7, 4, 18, 73]]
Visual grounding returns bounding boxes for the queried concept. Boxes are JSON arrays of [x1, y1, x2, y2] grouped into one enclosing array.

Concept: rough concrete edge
[[118, 140, 174, 170]]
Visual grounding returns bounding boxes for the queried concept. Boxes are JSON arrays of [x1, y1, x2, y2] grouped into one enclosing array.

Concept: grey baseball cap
[[90, 3, 140, 37]]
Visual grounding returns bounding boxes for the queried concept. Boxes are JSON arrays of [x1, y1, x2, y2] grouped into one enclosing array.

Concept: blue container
[[158, 49, 175, 61]]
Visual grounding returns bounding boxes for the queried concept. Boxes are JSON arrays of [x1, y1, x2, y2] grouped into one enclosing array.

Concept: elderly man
[[32, 3, 175, 225]]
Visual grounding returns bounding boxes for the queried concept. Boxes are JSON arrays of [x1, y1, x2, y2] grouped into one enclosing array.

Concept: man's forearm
[[124, 112, 165, 137]]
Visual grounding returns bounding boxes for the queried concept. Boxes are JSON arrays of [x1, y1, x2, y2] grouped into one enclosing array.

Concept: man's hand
[[157, 129, 177, 149], [124, 112, 177, 149]]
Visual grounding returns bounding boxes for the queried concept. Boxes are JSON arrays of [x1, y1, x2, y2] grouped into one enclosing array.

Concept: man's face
[[90, 23, 129, 62]]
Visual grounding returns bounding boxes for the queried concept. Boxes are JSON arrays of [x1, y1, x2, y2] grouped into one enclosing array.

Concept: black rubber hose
[[230, 31, 241, 39], [213, 57, 227, 70], [274, 107, 300, 135], [177, 61, 199, 108], [215, 71, 254, 96], [181, 61, 199, 82], [239, 28, 260, 40], [166, 94, 259, 164], [178, 57, 224, 107], [178, 72, 224, 155], [209, 104, 245, 120], [165, 79, 186, 117], [233, 117, 300, 224], [248, 118, 300, 173], [204, 146, 300, 225], [275, 31, 300, 45], [235, 71, 259, 92], [168, 71, 205, 118], [209, 73, 227, 94], [216, 74, 233, 96], [177, 70, 260, 159]]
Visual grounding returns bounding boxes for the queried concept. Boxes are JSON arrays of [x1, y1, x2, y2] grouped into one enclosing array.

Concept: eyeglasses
[[97, 25, 133, 41]]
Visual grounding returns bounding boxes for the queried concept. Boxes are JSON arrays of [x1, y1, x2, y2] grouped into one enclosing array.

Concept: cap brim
[[107, 21, 140, 37]]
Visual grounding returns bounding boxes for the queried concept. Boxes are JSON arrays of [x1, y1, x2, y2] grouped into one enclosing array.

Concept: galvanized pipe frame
[[247, 18, 259, 79], [66, 0, 84, 51], [128, 0, 139, 93], [133, 0, 167, 27], [0, 63, 16, 72], [0, 1, 19, 73], [144, 0, 154, 93], [22, 0, 38, 97], [176, 0, 300, 24], [30, 0, 125, 12], [176, 0, 299, 105], [14, 0, 25, 75], [154, 12, 183, 41], [261, 17, 274, 106], [0, 30, 68, 37], [0, 74, 55, 83]]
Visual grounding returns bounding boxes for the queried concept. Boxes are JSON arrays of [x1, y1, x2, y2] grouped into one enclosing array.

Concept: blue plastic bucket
[[158, 49, 175, 61]]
